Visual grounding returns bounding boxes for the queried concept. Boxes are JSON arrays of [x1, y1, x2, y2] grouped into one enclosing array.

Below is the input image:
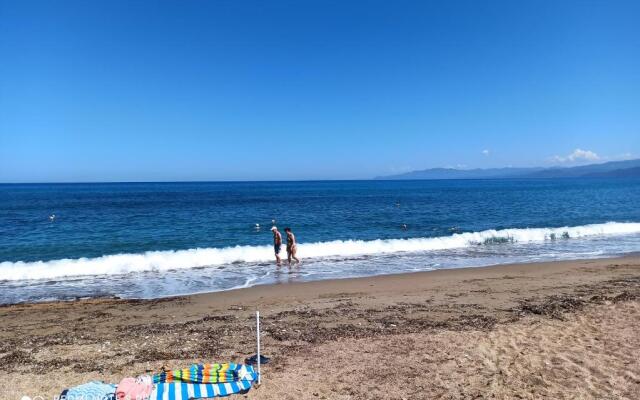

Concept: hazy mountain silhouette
[[376, 159, 640, 180]]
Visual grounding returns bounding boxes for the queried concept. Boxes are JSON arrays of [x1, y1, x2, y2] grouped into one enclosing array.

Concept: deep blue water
[[1, 179, 639, 303]]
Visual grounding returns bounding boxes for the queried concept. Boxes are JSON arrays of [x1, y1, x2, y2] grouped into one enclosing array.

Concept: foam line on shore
[[1, 222, 639, 281]]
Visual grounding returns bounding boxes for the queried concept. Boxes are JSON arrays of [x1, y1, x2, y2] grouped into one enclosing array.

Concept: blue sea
[[1, 179, 640, 304]]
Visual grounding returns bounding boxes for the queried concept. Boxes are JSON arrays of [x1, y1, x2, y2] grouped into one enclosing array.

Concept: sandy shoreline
[[1, 255, 639, 399]]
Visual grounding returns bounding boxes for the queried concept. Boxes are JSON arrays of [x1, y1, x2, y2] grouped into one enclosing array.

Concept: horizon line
[[2, 158, 637, 185], [0, 176, 630, 185]]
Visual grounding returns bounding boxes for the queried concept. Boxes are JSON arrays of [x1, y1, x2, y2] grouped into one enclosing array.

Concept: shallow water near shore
[[1, 178, 640, 303]]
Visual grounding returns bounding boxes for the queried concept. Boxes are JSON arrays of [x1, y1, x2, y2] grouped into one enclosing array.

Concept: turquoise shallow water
[[1, 178, 639, 303]]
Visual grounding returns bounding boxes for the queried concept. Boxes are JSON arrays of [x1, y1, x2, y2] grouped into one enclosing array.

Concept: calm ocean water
[[1, 179, 640, 304]]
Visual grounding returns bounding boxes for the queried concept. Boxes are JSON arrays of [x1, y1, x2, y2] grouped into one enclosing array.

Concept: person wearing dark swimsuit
[[284, 227, 300, 265]]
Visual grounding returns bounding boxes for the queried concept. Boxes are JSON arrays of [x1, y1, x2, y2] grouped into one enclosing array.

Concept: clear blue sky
[[1, 0, 639, 182]]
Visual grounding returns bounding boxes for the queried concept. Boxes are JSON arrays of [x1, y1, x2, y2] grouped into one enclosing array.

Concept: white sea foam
[[1, 222, 639, 282]]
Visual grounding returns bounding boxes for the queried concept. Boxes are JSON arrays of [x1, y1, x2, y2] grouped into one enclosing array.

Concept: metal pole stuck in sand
[[256, 310, 261, 385]]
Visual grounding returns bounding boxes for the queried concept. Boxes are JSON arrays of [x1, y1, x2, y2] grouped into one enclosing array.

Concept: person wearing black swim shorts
[[271, 226, 282, 265]]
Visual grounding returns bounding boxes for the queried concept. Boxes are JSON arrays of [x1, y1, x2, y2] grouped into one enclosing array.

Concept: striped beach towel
[[150, 379, 254, 399], [150, 365, 258, 399]]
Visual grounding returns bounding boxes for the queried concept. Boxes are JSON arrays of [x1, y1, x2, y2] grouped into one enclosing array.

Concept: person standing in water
[[284, 227, 300, 265], [271, 226, 282, 265]]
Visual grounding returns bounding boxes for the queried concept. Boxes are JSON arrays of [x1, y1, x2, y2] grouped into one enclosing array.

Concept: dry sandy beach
[[1, 256, 639, 400]]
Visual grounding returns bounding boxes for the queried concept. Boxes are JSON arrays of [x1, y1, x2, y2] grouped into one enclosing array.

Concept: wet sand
[[1, 256, 639, 399]]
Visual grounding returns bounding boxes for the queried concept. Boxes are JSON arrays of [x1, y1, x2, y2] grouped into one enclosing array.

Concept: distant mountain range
[[376, 159, 640, 180]]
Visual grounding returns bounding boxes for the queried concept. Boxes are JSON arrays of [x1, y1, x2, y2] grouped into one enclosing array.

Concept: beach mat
[[150, 379, 254, 399], [153, 363, 241, 384], [151, 364, 258, 399]]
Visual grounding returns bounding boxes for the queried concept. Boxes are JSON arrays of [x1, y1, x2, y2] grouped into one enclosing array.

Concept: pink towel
[[116, 375, 153, 400]]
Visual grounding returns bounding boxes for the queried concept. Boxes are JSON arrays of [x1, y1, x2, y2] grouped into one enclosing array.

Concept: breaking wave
[[1, 222, 639, 282]]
